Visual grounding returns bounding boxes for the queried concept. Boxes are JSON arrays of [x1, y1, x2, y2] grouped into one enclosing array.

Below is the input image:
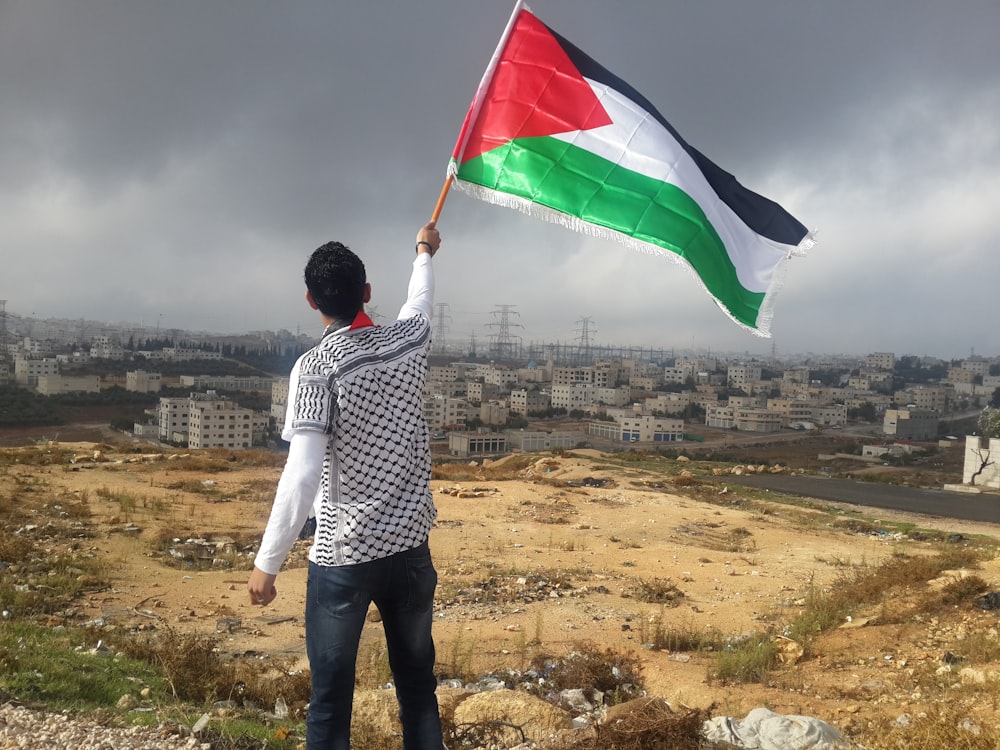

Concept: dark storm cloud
[[2, 0, 998, 358]]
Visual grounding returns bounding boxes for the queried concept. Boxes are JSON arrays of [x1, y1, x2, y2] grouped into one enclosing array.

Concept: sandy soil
[[8, 439, 1000, 737]]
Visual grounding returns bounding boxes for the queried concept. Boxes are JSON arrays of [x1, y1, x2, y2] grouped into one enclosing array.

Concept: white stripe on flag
[[553, 80, 790, 294]]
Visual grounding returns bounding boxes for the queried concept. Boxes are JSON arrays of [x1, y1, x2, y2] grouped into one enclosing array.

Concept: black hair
[[304, 241, 367, 321]]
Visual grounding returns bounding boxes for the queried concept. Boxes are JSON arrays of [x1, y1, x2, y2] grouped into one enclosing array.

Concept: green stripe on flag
[[457, 136, 767, 329]]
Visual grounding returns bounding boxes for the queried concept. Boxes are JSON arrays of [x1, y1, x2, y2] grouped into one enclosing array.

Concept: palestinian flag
[[448, 1, 812, 336]]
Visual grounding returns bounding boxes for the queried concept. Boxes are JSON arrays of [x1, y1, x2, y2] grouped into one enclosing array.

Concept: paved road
[[721, 474, 1000, 525]]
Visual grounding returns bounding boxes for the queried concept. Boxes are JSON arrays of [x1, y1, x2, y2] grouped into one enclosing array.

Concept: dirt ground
[[6, 430, 1000, 739]]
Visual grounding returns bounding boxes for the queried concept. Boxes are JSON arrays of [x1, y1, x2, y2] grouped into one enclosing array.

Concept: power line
[[487, 305, 523, 360], [433, 303, 451, 352]]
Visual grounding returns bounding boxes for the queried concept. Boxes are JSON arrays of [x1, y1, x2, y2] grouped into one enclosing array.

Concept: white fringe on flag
[[450, 175, 813, 339]]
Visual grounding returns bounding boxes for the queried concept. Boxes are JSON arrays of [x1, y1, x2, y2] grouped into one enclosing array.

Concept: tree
[[991, 387, 1000, 409], [979, 408, 1000, 439]]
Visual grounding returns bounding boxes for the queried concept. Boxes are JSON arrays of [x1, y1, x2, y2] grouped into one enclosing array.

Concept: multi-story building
[[893, 385, 951, 412], [812, 403, 848, 427], [188, 392, 262, 449], [662, 366, 690, 385], [35, 375, 101, 395], [179, 374, 274, 392], [271, 378, 290, 432], [550, 383, 595, 411], [960, 358, 992, 378], [14, 356, 59, 387], [428, 366, 460, 383], [423, 394, 469, 431], [126, 370, 162, 393], [883, 408, 938, 440], [705, 403, 735, 429], [90, 335, 125, 360], [592, 360, 621, 388], [551, 366, 592, 387], [865, 352, 895, 371], [593, 385, 631, 407], [767, 397, 818, 427], [646, 392, 691, 415], [727, 364, 762, 392], [734, 407, 782, 433], [466, 381, 500, 403], [589, 414, 684, 444], [161, 347, 224, 361], [159, 396, 191, 442], [479, 401, 510, 426], [509, 388, 551, 415]]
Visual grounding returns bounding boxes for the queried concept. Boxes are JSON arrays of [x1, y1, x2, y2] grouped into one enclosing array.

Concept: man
[[248, 222, 444, 749]]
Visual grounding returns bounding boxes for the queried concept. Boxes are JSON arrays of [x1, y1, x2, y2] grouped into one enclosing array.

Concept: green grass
[[0, 621, 169, 712]]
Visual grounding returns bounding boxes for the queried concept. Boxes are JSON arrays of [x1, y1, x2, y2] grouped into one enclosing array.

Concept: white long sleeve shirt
[[255, 253, 435, 574]]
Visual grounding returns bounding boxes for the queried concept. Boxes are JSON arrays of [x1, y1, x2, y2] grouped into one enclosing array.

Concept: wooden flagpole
[[430, 174, 453, 223]]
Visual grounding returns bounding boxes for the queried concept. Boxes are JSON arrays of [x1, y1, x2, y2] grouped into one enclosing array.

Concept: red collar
[[348, 310, 375, 330]]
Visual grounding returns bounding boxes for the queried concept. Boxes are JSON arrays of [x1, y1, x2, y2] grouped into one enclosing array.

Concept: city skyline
[[2, 303, 996, 366], [3, 2, 999, 359]]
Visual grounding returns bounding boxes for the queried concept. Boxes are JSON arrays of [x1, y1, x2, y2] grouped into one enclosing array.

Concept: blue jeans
[[304, 542, 443, 749]]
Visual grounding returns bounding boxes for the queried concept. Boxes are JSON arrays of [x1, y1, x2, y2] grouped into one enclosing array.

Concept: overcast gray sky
[[3, 0, 999, 361]]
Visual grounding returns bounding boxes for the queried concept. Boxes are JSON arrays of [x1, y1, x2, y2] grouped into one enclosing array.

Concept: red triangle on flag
[[458, 10, 612, 165]]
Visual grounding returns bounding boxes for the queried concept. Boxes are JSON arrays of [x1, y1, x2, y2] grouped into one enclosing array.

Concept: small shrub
[[631, 577, 685, 605], [711, 633, 779, 684], [529, 642, 644, 704]]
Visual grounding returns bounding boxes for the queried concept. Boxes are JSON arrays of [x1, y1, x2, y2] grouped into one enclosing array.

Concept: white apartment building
[[812, 403, 848, 427], [90, 335, 125, 360], [188, 392, 262, 449], [466, 381, 500, 403], [883, 408, 938, 441], [646, 392, 691, 415], [424, 379, 467, 398], [0, 362, 9, 386], [728, 395, 763, 409], [734, 407, 782, 433], [589, 414, 684, 443], [946, 367, 977, 385], [448, 432, 508, 458], [550, 383, 595, 411], [428, 366, 460, 383], [865, 352, 896, 371], [727, 364, 762, 392], [516, 364, 550, 383], [479, 401, 509, 426], [271, 377, 290, 431], [893, 385, 951, 412], [14, 356, 59, 387], [767, 397, 819, 427], [480, 365, 518, 387], [662, 366, 690, 385], [35, 375, 101, 395], [593, 385, 631, 407], [161, 347, 224, 361], [592, 360, 621, 388], [159, 397, 191, 441], [552, 366, 592, 387], [179, 375, 274, 392], [843, 392, 892, 412], [705, 404, 735, 429], [509, 388, 551, 415], [126, 370, 162, 393], [960, 359, 992, 378], [423, 394, 468, 431]]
